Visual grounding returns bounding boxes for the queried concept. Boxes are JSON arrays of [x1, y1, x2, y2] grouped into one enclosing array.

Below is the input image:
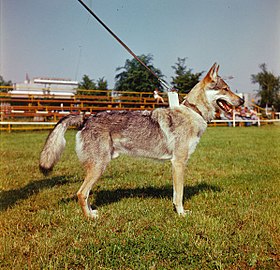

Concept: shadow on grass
[[94, 182, 221, 207], [1, 175, 221, 212], [0, 175, 72, 212]]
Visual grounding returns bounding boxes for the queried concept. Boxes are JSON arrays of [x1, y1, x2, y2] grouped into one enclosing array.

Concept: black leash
[[77, 0, 172, 91]]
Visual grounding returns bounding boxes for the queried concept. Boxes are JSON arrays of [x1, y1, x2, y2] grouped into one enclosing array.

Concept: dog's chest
[[186, 122, 207, 157], [188, 136, 201, 156]]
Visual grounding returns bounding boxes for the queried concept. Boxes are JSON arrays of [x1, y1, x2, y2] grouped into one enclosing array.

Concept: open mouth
[[217, 99, 233, 112]]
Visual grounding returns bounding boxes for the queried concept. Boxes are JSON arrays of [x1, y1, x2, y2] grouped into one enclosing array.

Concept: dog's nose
[[240, 98, 245, 105]]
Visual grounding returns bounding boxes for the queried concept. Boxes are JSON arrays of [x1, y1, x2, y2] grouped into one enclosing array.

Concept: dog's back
[[75, 108, 206, 164]]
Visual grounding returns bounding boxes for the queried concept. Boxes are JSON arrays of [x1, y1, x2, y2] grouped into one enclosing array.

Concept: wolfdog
[[39, 63, 244, 219]]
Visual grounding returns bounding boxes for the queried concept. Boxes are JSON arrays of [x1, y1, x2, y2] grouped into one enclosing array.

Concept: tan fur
[[39, 63, 244, 219]]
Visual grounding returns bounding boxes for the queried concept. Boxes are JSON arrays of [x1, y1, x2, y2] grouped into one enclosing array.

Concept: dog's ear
[[204, 63, 219, 83], [216, 64, 220, 75]]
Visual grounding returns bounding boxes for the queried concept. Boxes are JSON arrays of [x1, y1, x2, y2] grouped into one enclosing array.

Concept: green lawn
[[0, 126, 279, 269]]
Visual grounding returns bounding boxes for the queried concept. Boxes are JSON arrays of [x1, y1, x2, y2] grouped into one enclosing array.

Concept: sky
[[1, 0, 279, 93]]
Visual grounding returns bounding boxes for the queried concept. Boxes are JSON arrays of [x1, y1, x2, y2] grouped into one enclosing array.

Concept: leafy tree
[[77, 74, 96, 96], [0, 75, 12, 93], [78, 75, 96, 91], [251, 63, 280, 110], [77, 75, 108, 96], [171, 58, 203, 93], [114, 54, 164, 92], [96, 77, 108, 90]]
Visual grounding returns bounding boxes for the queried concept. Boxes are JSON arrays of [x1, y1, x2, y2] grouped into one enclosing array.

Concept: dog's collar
[[182, 100, 205, 120]]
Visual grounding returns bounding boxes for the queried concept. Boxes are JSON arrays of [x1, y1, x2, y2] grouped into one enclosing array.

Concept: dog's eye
[[223, 87, 229, 91]]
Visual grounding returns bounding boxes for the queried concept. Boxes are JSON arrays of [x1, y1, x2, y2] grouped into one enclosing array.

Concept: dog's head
[[203, 63, 244, 113]]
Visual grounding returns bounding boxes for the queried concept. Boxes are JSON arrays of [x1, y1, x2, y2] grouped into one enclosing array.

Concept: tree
[[171, 58, 203, 93], [78, 75, 96, 90], [77, 74, 97, 96], [251, 63, 280, 110], [0, 75, 12, 93], [77, 75, 108, 96], [96, 77, 108, 90], [114, 54, 164, 92]]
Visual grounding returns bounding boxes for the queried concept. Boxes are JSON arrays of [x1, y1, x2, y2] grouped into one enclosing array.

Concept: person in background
[[153, 88, 164, 103], [241, 107, 251, 126], [250, 107, 260, 126], [220, 111, 233, 126], [234, 107, 243, 126]]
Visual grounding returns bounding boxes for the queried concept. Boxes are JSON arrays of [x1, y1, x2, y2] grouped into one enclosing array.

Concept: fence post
[[233, 111, 236, 127]]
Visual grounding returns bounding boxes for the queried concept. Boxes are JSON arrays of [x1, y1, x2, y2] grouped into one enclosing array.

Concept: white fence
[[212, 119, 280, 127]]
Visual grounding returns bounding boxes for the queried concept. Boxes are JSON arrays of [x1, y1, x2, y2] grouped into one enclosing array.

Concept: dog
[[39, 63, 244, 219]]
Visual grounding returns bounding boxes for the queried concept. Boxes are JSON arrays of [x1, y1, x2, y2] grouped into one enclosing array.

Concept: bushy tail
[[39, 114, 84, 175]]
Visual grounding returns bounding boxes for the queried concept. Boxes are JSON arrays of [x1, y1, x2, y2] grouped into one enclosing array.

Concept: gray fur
[[39, 114, 84, 175], [39, 63, 244, 219]]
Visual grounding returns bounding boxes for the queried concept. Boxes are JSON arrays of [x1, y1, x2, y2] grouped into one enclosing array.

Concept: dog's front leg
[[171, 159, 187, 216]]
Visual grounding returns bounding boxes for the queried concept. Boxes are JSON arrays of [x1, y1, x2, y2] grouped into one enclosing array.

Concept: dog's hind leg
[[171, 159, 187, 216], [77, 161, 108, 220]]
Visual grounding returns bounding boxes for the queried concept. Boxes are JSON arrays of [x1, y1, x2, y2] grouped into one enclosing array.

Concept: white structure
[[12, 77, 79, 97], [235, 92, 261, 108], [243, 92, 261, 108]]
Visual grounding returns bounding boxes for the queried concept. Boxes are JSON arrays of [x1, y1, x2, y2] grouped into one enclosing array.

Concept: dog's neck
[[182, 99, 204, 118], [182, 82, 215, 122]]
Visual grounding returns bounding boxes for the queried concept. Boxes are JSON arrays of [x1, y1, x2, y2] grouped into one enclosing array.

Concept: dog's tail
[[39, 114, 84, 175]]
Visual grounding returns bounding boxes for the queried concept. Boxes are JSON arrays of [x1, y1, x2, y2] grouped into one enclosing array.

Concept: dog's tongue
[[224, 102, 231, 111], [222, 101, 232, 112]]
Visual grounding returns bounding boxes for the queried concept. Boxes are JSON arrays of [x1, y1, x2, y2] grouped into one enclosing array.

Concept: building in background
[[12, 76, 78, 97]]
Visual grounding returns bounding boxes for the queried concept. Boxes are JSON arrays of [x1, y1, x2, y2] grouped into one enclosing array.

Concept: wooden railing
[[0, 89, 174, 121], [1, 88, 279, 130]]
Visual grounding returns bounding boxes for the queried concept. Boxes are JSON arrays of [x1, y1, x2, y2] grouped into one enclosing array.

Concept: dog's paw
[[87, 209, 99, 220], [177, 209, 192, 217]]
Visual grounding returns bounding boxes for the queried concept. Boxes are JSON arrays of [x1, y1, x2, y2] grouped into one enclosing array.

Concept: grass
[[0, 126, 279, 269]]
